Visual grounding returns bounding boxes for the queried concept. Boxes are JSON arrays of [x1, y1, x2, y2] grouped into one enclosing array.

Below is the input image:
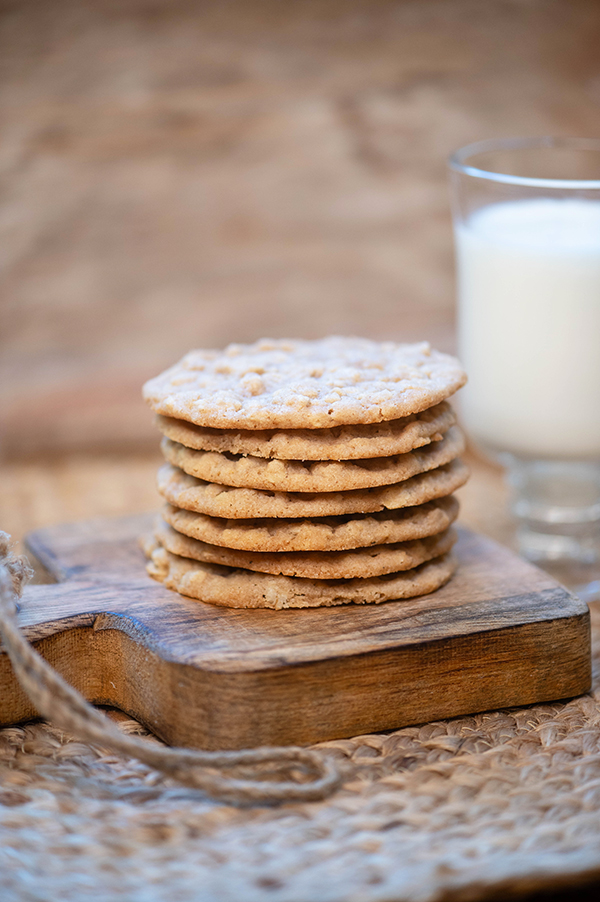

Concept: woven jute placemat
[[2, 597, 600, 901]]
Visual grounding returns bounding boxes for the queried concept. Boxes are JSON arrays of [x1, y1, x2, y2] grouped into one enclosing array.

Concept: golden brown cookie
[[143, 337, 467, 430], [160, 426, 464, 493], [157, 458, 470, 519], [145, 538, 457, 609], [155, 401, 456, 461], [154, 518, 456, 579], [161, 495, 459, 552]]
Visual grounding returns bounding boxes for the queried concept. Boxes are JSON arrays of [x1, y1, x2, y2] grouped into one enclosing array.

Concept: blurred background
[[1, 0, 600, 540]]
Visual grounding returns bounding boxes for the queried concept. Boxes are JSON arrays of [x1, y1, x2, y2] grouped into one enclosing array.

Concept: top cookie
[[143, 337, 467, 430]]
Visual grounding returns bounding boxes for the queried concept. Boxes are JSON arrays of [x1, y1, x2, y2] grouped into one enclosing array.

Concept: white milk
[[456, 198, 600, 458]]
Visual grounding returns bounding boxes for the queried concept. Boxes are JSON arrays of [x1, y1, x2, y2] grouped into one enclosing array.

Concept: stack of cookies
[[142, 337, 468, 609]]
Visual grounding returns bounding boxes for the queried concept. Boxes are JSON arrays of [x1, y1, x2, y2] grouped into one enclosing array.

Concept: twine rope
[[0, 532, 342, 805]]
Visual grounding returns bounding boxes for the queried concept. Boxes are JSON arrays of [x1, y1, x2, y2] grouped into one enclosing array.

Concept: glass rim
[[448, 136, 600, 189]]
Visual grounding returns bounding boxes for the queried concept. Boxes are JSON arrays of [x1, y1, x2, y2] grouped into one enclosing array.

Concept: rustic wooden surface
[[1, 459, 599, 902], [2, 0, 600, 456], [0, 511, 590, 749]]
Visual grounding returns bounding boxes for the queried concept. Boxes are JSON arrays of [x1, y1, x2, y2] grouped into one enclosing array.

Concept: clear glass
[[449, 137, 600, 602]]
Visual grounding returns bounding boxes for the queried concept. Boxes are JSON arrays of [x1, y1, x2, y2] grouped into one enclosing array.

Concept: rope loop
[[0, 532, 342, 805]]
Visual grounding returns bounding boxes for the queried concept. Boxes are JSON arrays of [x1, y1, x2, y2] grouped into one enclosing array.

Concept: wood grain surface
[[0, 513, 590, 750], [2, 0, 600, 456]]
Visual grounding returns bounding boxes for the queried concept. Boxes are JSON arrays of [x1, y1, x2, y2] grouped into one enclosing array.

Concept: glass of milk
[[449, 136, 600, 601]]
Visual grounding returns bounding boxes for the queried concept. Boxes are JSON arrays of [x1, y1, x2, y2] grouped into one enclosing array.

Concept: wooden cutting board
[[0, 514, 591, 750]]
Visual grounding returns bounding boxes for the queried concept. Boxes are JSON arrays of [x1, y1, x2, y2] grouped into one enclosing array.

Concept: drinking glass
[[449, 137, 600, 601]]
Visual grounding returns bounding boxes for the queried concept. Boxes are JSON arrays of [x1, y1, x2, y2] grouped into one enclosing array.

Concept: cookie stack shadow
[[143, 369, 468, 609]]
